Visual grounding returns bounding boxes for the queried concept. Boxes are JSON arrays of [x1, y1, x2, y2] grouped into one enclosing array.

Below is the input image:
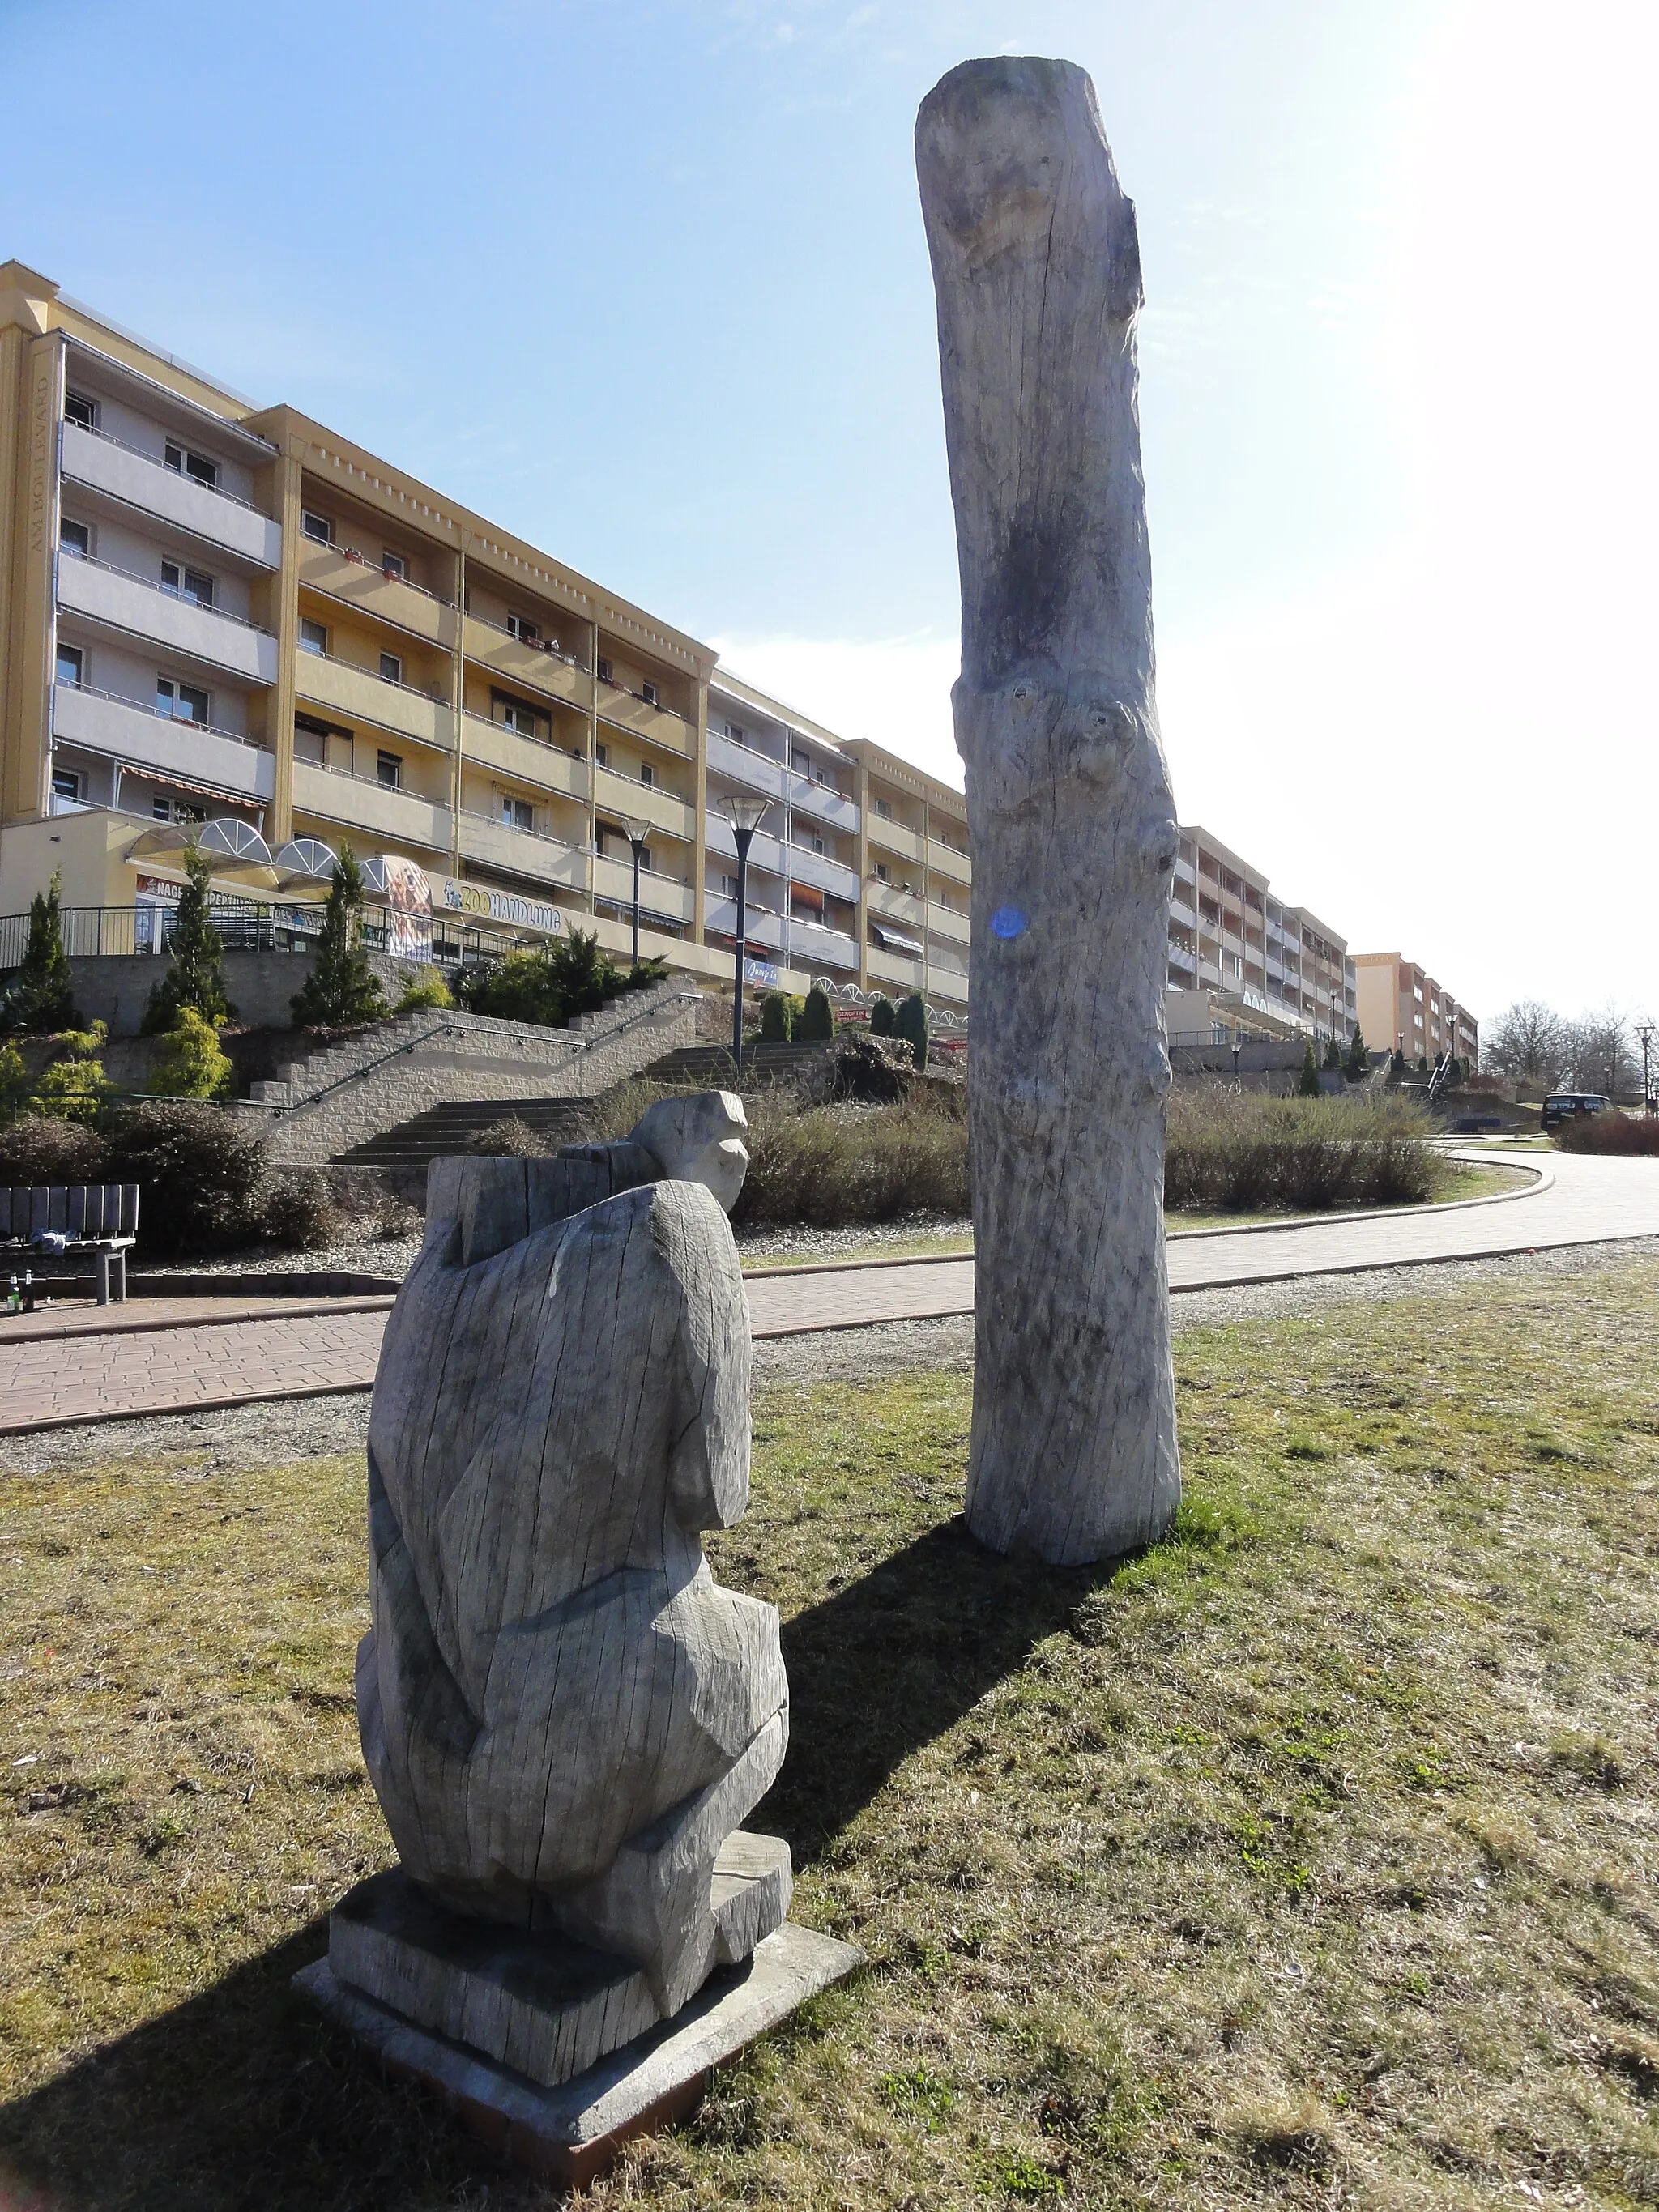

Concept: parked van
[[1542, 1093, 1610, 1130]]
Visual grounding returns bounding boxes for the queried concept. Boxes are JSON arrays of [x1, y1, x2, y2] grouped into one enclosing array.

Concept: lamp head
[[723, 795, 772, 837], [621, 816, 652, 849]]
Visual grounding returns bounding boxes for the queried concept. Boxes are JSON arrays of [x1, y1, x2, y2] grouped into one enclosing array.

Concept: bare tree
[[1560, 1004, 1638, 1097], [1485, 999, 1567, 1084]]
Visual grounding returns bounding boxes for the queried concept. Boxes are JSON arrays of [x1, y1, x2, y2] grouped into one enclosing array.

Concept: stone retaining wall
[[64, 949, 407, 1039]]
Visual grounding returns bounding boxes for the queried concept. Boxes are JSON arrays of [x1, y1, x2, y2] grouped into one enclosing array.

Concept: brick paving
[[2, 1152, 1653, 1433]]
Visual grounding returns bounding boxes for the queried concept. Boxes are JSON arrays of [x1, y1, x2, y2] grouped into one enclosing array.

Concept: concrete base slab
[[296, 1919, 863, 2188]]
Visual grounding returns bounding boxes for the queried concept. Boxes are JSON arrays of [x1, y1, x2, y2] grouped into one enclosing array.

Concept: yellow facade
[[0, 261, 972, 1014]]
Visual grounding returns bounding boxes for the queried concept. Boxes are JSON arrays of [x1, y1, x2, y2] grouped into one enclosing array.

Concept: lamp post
[[621, 816, 651, 971], [1637, 1021, 1655, 1115], [1230, 1036, 1241, 1089], [723, 795, 772, 1073]]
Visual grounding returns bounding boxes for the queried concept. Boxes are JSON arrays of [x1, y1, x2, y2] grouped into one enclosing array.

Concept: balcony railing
[[300, 645, 447, 705], [63, 420, 273, 518], [61, 552, 275, 636], [466, 608, 582, 666], [313, 542, 452, 607], [54, 680, 262, 751]]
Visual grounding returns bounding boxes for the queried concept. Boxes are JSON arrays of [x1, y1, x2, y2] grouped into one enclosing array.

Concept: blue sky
[[4, 0, 1655, 1022]]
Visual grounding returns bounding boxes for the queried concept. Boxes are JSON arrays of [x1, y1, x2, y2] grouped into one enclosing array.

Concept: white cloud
[[710, 629, 964, 789]]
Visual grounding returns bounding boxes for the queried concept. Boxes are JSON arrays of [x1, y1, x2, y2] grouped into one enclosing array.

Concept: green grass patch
[[3, 1259, 1659, 2206]]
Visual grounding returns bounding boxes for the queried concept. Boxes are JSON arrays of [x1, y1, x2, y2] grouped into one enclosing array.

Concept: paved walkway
[[2, 1152, 1655, 1433]]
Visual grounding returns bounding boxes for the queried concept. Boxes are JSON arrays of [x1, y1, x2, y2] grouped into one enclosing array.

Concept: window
[[720, 872, 739, 897], [381, 550, 406, 582], [726, 722, 744, 745], [505, 612, 541, 645], [874, 861, 889, 884], [875, 797, 893, 818], [810, 833, 825, 853], [379, 651, 403, 685], [595, 741, 608, 769], [299, 617, 327, 655], [497, 697, 541, 739], [55, 643, 83, 689], [1413, 985, 1424, 1003], [59, 518, 91, 560], [301, 510, 332, 545], [160, 560, 214, 608], [635, 845, 652, 873], [501, 795, 534, 833], [639, 761, 655, 788], [293, 717, 329, 765], [152, 796, 204, 825], [156, 676, 210, 723], [64, 390, 97, 431], [164, 441, 220, 491], [52, 767, 83, 803], [642, 680, 659, 707], [376, 750, 403, 790], [796, 750, 812, 779], [597, 657, 613, 684]]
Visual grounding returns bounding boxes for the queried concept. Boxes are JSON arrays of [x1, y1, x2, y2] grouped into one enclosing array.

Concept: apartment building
[[1353, 953, 1478, 1069], [1166, 823, 1356, 1047], [0, 262, 970, 1016]]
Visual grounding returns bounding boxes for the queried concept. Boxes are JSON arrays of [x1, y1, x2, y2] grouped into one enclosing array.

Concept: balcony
[[784, 916, 859, 972], [867, 879, 926, 928], [592, 851, 693, 923], [52, 683, 275, 805], [868, 812, 924, 864], [705, 816, 788, 880], [460, 812, 590, 892], [706, 729, 787, 800], [787, 770, 859, 834], [928, 902, 970, 946], [597, 679, 693, 757], [868, 944, 926, 992], [58, 554, 279, 684], [301, 542, 456, 650], [463, 615, 589, 710], [292, 759, 450, 850], [593, 763, 694, 842], [296, 650, 449, 749], [703, 898, 784, 954], [783, 841, 859, 902], [1169, 895, 1196, 929], [61, 420, 282, 569], [928, 838, 970, 886], [1167, 941, 1198, 973], [462, 712, 587, 799]]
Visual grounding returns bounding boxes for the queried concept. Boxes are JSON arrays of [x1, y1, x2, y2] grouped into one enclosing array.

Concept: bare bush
[[1165, 1088, 1442, 1213]]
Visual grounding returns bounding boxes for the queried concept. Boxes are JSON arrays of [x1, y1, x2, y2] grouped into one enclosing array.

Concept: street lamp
[[1230, 1036, 1241, 1089], [1637, 1021, 1656, 1115], [723, 795, 772, 1072], [621, 816, 651, 971]]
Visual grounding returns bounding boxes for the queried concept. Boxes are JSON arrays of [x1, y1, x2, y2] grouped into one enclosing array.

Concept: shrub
[[0, 1041, 28, 1125], [798, 986, 835, 1042], [822, 1034, 913, 1105], [4, 870, 78, 1033], [760, 992, 793, 1043], [471, 1115, 549, 1157], [869, 995, 896, 1038], [291, 846, 388, 1028], [1165, 1089, 1441, 1213], [1298, 1042, 1321, 1098], [1344, 1025, 1371, 1080], [151, 1008, 233, 1100], [1323, 1036, 1344, 1072], [732, 1088, 969, 1226], [104, 1102, 271, 1256], [257, 1173, 339, 1250], [0, 1115, 107, 1186], [894, 991, 930, 1070], [394, 965, 454, 1012], [32, 1025, 109, 1126], [141, 844, 232, 1034], [459, 929, 662, 1029], [1555, 1113, 1659, 1156]]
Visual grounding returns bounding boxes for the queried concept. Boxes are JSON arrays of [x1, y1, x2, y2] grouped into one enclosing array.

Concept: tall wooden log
[[916, 56, 1181, 1564]]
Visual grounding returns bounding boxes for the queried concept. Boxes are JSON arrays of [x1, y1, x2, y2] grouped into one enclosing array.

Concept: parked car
[[1542, 1093, 1611, 1130]]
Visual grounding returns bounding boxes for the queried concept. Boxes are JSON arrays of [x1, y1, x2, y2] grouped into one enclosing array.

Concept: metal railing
[[54, 680, 263, 750], [465, 608, 583, 667], [0, 901, 541, 974], [63, 420, 275, 518], [299, 645, 447, 705], [305, 542, 453, 607]]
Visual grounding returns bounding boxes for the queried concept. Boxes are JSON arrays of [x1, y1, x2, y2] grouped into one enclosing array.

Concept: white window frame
[[64, 390, 98, 431], [379, 650, 403, 686], [59, 517, 92, 560], [381, 549, 406, 582], [51, 765, 84, 803], [164, 440, 220, 492], [299, 617, 328, 656], [500, 794, 534, 833], [376, 749, 403, 791], [55, 641, 85, 688], [301, 510, 333, 545], [156, 674, 211, 725], [642, 680, 659, 707], [161, 559, 215, 609], [639, 761, 655, 788]]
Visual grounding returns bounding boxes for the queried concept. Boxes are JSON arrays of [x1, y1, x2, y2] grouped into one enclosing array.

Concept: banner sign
[[134, 874, 182, 904], [381, 855, 433, 963], [744, 957, 780, 987], [441, 879, 565, 937]]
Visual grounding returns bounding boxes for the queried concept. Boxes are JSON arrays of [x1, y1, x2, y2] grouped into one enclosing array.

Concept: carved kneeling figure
[[356, 1093, 789, 2021]]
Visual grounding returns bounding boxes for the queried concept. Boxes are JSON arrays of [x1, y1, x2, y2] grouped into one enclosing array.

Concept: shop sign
[[134, 874, 182, 904], [440, 879, 565, 937], [744, 957, 780, 987]]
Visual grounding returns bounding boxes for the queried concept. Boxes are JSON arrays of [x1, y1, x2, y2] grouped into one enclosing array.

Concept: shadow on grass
[[0, 1522, 1098, 2210], [764, 1514, 1098, 1865], [0, 1922, 507, 2212]]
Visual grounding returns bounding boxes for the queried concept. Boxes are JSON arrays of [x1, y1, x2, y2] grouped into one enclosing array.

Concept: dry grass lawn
[[2, 1257, 1658, 2209]]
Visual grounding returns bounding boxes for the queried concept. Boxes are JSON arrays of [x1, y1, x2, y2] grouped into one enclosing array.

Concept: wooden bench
[[1, 1184, 140, 1305]]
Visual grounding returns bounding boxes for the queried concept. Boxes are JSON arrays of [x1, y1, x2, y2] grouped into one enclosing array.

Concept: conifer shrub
[[141, 845, 232, 1034], [760, 992, 794, 1043], [32, 1025, 109, 1125], [394, 965, 453, 1012], [1298, 1042, 1321, 1097], [894, 991, 930, 1070], [1344, 1025, 1371, 1080], [0, 1040, 29, 1124], [290, 846, 388, 1028], [798, 985, 836, 1042], [151, 1008, 234, 1100], [4, 870, 78, 1033], [868, 995, 897, 1038], [1323, 1036, 1344, 1072], [458, 929, 661, 1029]]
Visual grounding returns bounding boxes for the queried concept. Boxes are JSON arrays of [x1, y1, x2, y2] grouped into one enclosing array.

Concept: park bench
[[0, 1184, 140, 1305]]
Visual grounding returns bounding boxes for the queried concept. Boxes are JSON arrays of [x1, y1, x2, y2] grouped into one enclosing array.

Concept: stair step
[[339, 1095, 595, 1167]]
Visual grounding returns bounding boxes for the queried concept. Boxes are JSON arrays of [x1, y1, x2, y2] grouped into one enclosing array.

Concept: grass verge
[[3, 1258, 1658, 2206]]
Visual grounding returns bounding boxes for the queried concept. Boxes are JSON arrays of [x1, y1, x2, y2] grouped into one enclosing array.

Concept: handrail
[[465, 608, 583, 667], [597, 676, 688, 727], [299, 645, 447, 705], [306, 542, 453, 607], [263, 980, 693, 1121], [62, 552, 277, 636], [54, 679, 262, 749], [62, 420, 274, 518], [297, 757, 449, 804]]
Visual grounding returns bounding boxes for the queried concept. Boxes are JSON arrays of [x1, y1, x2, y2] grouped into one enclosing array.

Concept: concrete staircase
[[342, 1096, 595, 1168], [643, 1040, 837, 1088]]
